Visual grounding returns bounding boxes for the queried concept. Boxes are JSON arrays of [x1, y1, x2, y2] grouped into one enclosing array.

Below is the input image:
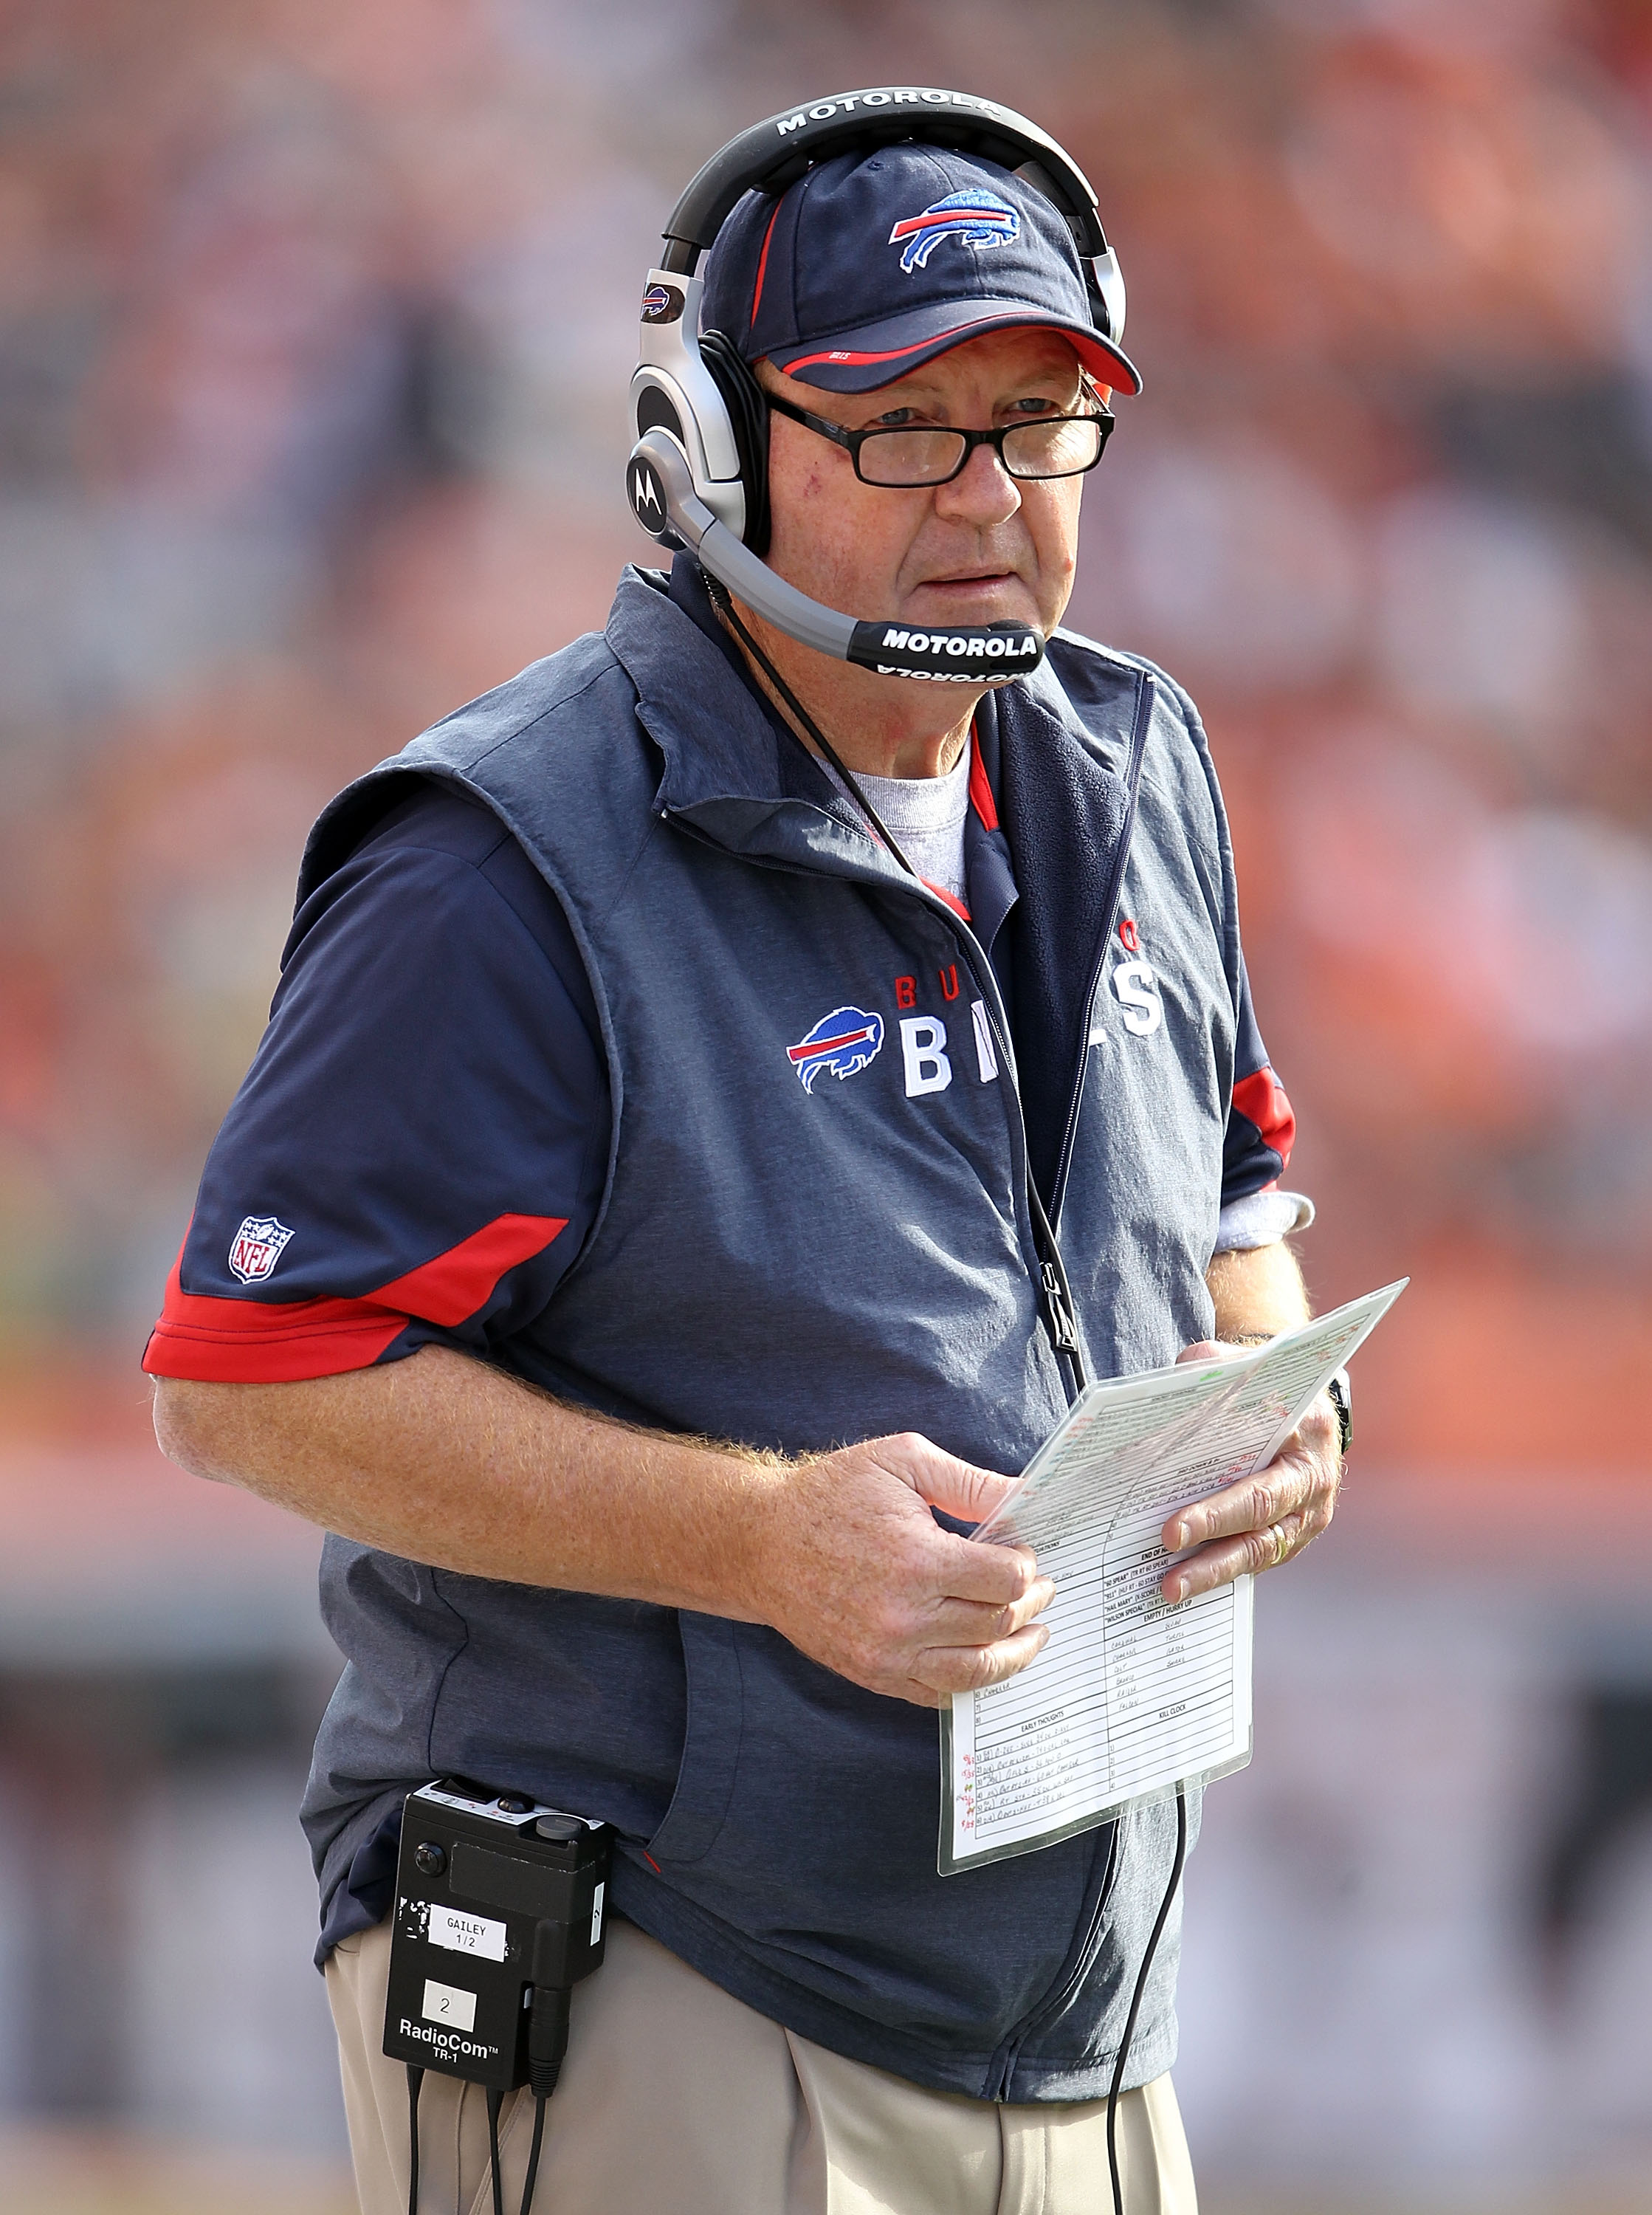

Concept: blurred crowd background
[[1, 0, 1651, 2208]]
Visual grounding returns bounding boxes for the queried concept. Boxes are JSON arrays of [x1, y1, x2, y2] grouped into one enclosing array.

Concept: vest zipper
[[1039, 1261, 1079, 1353], [661, 677, 1146, 1402], [661, 770, 1149, 2091], [901, 897, 1074, 1389], [923, 673, 1154, 1392]]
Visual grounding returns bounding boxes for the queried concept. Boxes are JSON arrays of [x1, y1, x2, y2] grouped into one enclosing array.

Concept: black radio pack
[[383, 1777, 612, 2098]]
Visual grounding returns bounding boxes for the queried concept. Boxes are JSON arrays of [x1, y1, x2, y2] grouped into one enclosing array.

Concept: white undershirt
[[836, 741, 972, 901]]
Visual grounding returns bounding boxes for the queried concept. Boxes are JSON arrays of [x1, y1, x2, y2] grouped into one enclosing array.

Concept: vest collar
[[603, 563, 1132, 864]]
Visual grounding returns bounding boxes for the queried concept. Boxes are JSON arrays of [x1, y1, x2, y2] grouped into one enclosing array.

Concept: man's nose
[[932, 439, 1022, 527]]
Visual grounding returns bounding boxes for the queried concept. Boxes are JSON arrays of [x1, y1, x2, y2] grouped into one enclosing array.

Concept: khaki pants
[[327, 1916, 1197, 2215]]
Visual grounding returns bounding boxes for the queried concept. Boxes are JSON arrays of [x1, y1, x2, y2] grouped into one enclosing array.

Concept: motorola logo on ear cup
[[628, 453, 674, 539]]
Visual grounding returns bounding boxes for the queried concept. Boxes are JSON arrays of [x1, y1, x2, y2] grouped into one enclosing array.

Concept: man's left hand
[[1157, 1341, 1343, 1604]]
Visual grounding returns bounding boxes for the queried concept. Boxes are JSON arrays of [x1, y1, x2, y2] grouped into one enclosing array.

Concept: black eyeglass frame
[[763, 392, 1116, 487]]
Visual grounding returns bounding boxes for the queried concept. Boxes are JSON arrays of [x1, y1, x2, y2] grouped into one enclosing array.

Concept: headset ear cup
[[700, 330, 771, 557]]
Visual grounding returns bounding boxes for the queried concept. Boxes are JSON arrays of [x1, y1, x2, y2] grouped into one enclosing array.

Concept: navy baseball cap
[[700, 143, 1141, 397]]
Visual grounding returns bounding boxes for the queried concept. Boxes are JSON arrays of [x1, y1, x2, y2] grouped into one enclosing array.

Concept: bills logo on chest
[[791, 920, 1166, 1101], [787, 1007, 885, 1094], [788, 969, 999, 1100]]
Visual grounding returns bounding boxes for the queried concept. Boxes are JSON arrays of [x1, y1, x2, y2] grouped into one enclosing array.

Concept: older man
[[147, 122, 1334, 2215]]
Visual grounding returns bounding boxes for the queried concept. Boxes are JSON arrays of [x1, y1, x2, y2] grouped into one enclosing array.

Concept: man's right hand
[[154, 1358, 1052, 1711], [746, 1433, 1054, 1709]]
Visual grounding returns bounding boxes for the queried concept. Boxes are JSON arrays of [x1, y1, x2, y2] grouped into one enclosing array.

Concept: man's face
[[757, 326, 1095, 642]]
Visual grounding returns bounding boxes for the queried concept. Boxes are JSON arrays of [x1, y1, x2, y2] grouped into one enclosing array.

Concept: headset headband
[[657, 87, 1109, 273]]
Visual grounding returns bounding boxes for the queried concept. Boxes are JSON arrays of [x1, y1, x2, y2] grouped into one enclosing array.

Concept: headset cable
[[1107, 1788, 1188, 2215], [704, 566, 1090, 1393], [405, 2065, 423, 2215], [703, 569, 922, 882], [711, 557, 1185, 2215]]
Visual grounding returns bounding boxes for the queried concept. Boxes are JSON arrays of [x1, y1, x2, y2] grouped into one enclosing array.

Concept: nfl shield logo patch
[[228, 1215, 294, 1284]]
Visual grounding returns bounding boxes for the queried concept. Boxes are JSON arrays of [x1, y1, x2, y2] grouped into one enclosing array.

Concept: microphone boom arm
[[627, 430, 1044, 681]]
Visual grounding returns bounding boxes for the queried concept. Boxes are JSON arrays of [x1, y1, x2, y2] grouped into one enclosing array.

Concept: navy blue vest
[[300, 567, 1240, 2101]]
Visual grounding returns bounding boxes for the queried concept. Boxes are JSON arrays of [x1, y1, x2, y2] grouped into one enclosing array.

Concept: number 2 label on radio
[[421, 1978, 478, 2032]]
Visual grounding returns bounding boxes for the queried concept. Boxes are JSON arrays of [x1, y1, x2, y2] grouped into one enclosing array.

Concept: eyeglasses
[[765, 393, 1115, 488]]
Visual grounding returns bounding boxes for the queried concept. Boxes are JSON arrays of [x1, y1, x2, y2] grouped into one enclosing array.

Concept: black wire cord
[[1107, 1788, 1189, 2215], [405, 2070, 549, 2215], [517, 2093, 549, 2215], [703, 566, 1088, 1394], [714, 563, 1182, 2214], [485, 2087, 507, 2215], [403, 1845, 1182, 2215], [404, 2065, 423, 2215], [701, 570, 924, 882]]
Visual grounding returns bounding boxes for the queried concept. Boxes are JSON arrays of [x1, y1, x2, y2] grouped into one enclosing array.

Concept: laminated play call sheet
[[939, 1282, 1406, 1873]]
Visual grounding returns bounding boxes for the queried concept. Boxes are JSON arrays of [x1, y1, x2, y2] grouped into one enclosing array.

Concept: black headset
[[625, 86, 1129, 684]]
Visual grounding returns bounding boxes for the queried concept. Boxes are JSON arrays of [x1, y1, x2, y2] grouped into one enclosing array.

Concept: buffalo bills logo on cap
[[228, 1215, 294, 1284], [888, 190, 1020, 275], [787, 1006, 884, 1093]]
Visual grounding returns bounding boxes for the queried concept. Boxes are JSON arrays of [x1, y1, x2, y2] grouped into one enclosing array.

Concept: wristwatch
[[1325, 1368, 1352, 1458]]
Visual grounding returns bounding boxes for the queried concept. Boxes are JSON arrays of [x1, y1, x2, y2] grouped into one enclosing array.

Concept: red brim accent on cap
[[773, 305, 1141, 396]]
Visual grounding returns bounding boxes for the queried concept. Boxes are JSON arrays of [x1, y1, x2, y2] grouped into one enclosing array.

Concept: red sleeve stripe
[[1231, 1068, 1296, 1172], [142, 1213, 567, 1384], [142, 1273, 410, 1381], [372, 1213, 569, 1326]]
